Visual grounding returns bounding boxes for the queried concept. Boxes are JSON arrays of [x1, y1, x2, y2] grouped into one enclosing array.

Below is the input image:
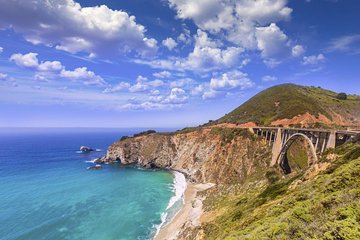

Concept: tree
[[336, 93, 347, 100]]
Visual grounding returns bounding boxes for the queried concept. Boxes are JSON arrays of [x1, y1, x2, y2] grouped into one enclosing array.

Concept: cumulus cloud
[[177, 27, 192, 45], [136, 30, 245, 72], [302, 54, 325, 65], [0, 0, 157, 58], [103, 82, 131, 93], [292, 44, 305, 57], [10, 52, 106, 85], [153, 71, 172, 78], [162, 37, 178, 51], [128, 75, 165, 93], [10, 52, 40, 68], [164, 88, 188, 104], [210, 70, 254, 91], [166, 0, 299, 68], [262, 75, 278, 82], [60, 67, 106, 85], [190, 70, 254, 100], [170, 78, 194, 88], [256, 23, 290, 60], [122, 87, 188, 110], [235, 0, 292, 25], [0, 46, 3, 53]]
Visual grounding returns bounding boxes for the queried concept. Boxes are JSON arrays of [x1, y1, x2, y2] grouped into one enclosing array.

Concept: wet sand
[[155, 182, 214, 240]]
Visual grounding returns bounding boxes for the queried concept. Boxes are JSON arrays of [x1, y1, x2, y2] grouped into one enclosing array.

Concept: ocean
[[0, 128, 185, 240]]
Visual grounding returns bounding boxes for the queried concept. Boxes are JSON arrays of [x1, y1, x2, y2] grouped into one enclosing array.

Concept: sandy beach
[[155, 182, 214, 240]]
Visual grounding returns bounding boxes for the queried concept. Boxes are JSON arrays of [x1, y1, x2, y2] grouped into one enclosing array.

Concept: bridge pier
[[271, 128, 282, 166], [326, 130, 336, 149]]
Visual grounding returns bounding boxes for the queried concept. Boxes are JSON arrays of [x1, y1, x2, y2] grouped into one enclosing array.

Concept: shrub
[[344, 146, 360, 161], [336, 92, 347, 100], [120, 136, 130, 141], [133, 130, 156, 137]]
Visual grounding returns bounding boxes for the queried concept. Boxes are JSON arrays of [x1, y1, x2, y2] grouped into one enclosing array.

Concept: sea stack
[[80, 146, 94, 152]]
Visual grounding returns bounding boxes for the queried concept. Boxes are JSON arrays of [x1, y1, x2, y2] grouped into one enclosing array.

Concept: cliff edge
[[104, 128, 272, 184]]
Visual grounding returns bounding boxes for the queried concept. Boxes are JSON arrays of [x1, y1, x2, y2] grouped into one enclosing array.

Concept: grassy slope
[[198, 143, 360, 240], [217, 84, 360, 126]]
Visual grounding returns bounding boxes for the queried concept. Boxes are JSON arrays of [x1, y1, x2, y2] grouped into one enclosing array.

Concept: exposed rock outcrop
[[103, 129, 272, 184]]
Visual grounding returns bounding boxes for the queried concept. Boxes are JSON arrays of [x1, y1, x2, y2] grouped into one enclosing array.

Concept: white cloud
[[235, 0, 292, 25], [150, 89, 161, 96], [150, 79, 165, 87], [122, 87, 188, 110], [327, 34, 360, 55], [10, 52, 107, 86], [164, 88, 188, 104], [292, 44, 305, 57], [170, 78, 194, 88], [302, 54, 325, 65], [103, 82, 131, 93], [0, 0, 157, 58], [256, 23, 289, 59], [167, 0, 298, 68], [262, 75, 278, 82], [128, 75, 164, 93], [190, 84, 205, 96], [10, 52, 64, 73], [177, 28, 192, 45], [37, 61, 64, 72], [168, 0, 224, 31], [162, 37, 178, 51], [0, 72, 8, 80], [153, 71, 172, 78], [129, 82, 149, 92], [202, 89, 221, 99], [136, 75, 148, 82], [0, 46, 3, 53], [137, 30, 245, 72], [60, 67, 106, 85], [10, 52, 40, 68], [210, 70, 254, 91]]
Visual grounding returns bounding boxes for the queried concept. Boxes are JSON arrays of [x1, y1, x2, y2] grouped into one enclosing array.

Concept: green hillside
[[217, 84, 360, 126], [196, 142, 360, 240]]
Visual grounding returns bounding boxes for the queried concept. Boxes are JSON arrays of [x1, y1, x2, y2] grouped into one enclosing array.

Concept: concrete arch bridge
[[250, 127, 359, 174]]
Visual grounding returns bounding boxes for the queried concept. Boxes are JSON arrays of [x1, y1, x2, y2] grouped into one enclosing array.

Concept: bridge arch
[[277, 133, 318, 174]]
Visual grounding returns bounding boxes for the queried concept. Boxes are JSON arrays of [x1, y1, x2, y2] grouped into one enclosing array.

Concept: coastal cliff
[[104, 128, 272, 184], [100, 84, 360, 239]]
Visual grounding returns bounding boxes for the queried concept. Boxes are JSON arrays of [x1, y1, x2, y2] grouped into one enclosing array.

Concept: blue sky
[[1, 0, 360, 128]]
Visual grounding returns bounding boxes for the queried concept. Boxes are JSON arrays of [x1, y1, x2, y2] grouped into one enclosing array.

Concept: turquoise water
[[0, 128, 175, 240]]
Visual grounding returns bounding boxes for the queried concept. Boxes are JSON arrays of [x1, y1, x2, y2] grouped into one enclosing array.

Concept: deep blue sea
[[0, 128, 181, 240]]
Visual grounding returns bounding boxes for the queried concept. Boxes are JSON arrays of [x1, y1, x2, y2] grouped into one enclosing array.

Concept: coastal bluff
[[101, 128, 272, 184]]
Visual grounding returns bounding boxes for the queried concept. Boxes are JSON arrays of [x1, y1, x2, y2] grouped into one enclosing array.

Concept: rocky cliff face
[[104, 128, 272, 184]]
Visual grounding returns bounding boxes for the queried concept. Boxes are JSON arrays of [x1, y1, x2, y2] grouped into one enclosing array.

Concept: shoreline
[[155, 181, 214, 240]]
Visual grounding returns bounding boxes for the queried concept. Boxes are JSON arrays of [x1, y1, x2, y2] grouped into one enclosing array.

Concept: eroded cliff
[[103, 128, 272, 184]]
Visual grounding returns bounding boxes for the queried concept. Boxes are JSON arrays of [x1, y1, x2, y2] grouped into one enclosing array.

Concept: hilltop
[[216, 84, 360, 128]]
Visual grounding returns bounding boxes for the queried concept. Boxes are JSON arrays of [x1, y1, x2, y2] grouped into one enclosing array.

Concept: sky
[[0, 0, 360, 128]]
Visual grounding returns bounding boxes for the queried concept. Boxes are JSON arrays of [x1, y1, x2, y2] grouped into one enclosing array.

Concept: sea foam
[[166, 171, 186, 210], [154, 171, 187, 236]]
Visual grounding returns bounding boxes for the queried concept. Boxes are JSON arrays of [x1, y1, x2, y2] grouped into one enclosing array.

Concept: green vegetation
[[286, 138, 310, 171], [336, 92, 347, 100], [217, 84, 360, 126], [199, 143, 360, 240], [210, 128, 255, 145], [120, 135, 130, 141], [133, 129, 156, 137]]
